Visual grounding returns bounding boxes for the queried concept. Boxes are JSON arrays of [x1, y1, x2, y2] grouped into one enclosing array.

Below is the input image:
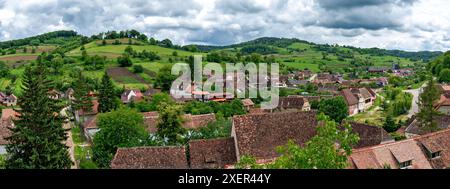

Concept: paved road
[[404, 83, 426, 118]]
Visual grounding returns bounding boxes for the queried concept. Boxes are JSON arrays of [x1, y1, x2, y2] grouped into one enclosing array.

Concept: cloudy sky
[[0, 0, 449, 51]]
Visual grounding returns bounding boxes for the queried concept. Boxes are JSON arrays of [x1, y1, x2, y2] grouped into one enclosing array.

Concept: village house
[[143, 112, 216, 133], [121, 89, 143, 103], [345, 122, 394, 148], [0, 92, 17, 107], [48, 89, 64, 100], [0, 118, 13, 155], [276, 96, 311, 112], [143, 88, 161, 100], [435, 92, 450, 115], [341, 88, 376, 116], [349, 128, 450, 169], [75, 99, 99, 123], [111, 146, 189, 169], [241, 99, 254, 112], [64, 88, 75, 100], [405, 115, 450, 138], [368, 67, 390, 73], [0, 109, 19, 155], [313, 72, 342, 84]]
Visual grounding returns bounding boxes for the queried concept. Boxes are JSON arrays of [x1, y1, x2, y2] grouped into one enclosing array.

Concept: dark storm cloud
[[0, 0, 448, 51], [316, 0, 416, 10], [313, 0, 418, 30]]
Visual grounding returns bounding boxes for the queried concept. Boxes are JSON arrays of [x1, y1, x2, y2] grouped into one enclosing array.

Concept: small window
[[399, 160, 412, 169], [431, 151, 441, 159]]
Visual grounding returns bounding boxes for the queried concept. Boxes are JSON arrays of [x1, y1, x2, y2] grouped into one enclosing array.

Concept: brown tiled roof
[[1, 108, 19, 121], [349, 129, 450, 169], [189, 138, 237, 169], [349, 138, 432, 169], [111, 146, 188, 169], [0, 119, 13, 145], [241, 99, 254, 107], [83, 116, 97, 129], [415, 129, 450, 169], [346, 122, 393, 148], [278, 97, 307, 109], [341, 89, 358, 105], [232, 111, 317, 160], [405, 115, 450, 135], [143, 112, 216, 133], [78, 100, 99, 116]]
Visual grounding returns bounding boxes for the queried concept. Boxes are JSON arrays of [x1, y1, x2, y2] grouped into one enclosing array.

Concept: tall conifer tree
[[6, 63, 72, 169]]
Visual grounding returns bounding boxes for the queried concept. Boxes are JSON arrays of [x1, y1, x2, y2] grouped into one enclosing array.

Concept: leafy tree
[[81, 49, 88, 61], [148, 92, 175, 111], [438, 69, 450, 83], [124, 46, 135, 56], [132, 65, 144, 73], [156, 103, 185, 144], [98, 73, 118, 113], [416, 77, 442, 133], [6, 63, 72, 169], [92, 108, 147, 168], [117, 54, 133, 67], [318, 96, 349, 123], [154, 65, 177, 92], [383, 114, 399, 133], [0, 61, 10, 78]]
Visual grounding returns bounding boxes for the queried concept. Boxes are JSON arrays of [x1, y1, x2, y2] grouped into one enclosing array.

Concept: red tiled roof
[[0, 119, 13, 145], [346, 122, 393, 148], [1, 109, 19, 121], [189, 138, 237, 169], [341, 89, 358, 105], [77, 100, 99, 116], [241, 99, 254, 107], [143, 112, 216, 133], [349, 129, 450, 169], [111, 146, 188, 169], [232, 111, 317, 160], [278, 97, 307, 109]]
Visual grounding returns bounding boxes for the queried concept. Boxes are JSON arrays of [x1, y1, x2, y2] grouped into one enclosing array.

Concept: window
[[399, 160, 412, 169], [431, 151, 441, 159]]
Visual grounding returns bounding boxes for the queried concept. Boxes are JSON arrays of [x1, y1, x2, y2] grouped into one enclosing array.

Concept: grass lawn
[[71, 126, 98, 169]]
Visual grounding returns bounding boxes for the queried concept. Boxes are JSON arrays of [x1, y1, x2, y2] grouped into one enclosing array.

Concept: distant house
[[0, 92, 17, 107], [340, 88, 376, 116], [341, 89, 359, 116], [189, 138, 237, 169], [82, 116, 100, 142], [435, 93, 450, 115], [143, 112, 216, 133], [368, 67, 389, 73], [143, 88, 161, 100], [121, 89, 143, 103], [405, 115, 450, 138], [349, 128, 450, 169], [48, 89, 64, 100], [111, 146, 189, 169], [287, 79, 308, 88], [0, 118, 13, 155], [241, 99, 254, 112], [64, 88, 75, 100], [75, 99, 99, 123], [345, 122, 394, 148], [276, 96, 310, 112]]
